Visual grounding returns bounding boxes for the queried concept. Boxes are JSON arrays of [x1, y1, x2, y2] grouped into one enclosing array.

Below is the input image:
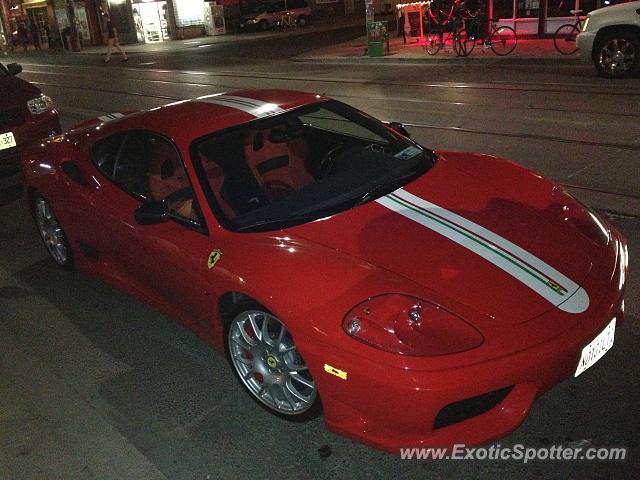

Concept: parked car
[[0, 62, 60, 169], [22, 90, 627, 453], [239, 0, 312, 31], [576, 0, 640, 77]]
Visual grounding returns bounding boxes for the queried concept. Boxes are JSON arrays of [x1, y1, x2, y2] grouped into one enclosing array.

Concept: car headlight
[[246, 19, 258, 24], [582, 16, 590, 33], [343, 294, 484, 356], [552, 186, 610, 246], [27, 95, 54, 115]]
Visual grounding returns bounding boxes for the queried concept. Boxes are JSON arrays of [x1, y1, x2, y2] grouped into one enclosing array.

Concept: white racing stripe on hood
[[97, 113, 125, 122], [376, 188, 590, 314], [196, 94, 285, 118]]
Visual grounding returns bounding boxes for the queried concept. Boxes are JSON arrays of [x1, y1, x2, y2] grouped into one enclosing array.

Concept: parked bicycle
[[425, 5, 471, 56], [279, 12, 296, 31], [459, 17, 517, 56], [553, 9, 584, 55]]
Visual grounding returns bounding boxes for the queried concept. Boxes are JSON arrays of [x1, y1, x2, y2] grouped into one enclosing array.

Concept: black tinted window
[[91, 133, 126, 178]]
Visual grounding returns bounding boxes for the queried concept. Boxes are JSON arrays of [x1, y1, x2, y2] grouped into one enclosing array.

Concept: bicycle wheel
[[553, 24, 580, 55], [455, 29, 475, 57], [489, 26, 517, 56], [425, 34, 442, 55]]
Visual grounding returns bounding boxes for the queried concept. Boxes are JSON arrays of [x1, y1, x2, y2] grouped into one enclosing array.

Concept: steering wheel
[[318, 143, 350, 178], [263, 180, 296, 202]]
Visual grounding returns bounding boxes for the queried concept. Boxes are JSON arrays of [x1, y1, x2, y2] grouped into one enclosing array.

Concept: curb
[[293, 54, 585, 66]]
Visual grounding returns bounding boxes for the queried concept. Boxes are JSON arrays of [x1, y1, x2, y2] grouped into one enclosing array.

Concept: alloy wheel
[[228, 309, 317, 416]]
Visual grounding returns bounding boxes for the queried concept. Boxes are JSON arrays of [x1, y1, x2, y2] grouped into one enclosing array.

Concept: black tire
[[259, 20, 269, 31], [594, 31, 640, 78], [489, 26, 517, 56], [223, 300, 322, 422], [553, 24, 580, 55], [425, 33, 441, 55], [31, 193, 74, 270], [297, 15, 308, 27]]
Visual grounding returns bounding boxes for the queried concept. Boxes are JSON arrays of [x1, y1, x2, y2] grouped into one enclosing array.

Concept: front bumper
[[576, 31, 596, 60], [300, 233, 626, 454]]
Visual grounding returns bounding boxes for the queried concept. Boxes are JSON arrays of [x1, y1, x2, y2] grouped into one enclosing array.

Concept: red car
[[0, 62, 60, 168], [22, 90, 627, 453]]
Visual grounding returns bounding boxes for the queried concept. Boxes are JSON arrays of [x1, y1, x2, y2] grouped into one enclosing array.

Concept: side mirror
[[388, 121, 411, 138], [7, 63, 22, 76], [134, 199, 169, 225]]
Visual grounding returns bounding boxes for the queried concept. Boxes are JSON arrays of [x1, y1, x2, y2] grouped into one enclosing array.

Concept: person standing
[[17, 23, 29, 53], [29, 22, 41, 50], [103, 15, 128, 63], [397, 11, 406, 44]]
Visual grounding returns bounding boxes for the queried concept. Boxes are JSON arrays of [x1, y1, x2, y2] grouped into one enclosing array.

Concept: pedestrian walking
[[103, 15, 128, 63], [29, 22, 41, 50]]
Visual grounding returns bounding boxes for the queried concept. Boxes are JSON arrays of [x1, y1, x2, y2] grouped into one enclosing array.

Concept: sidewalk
[[1, 14, 581, 66], [294, 34, 583, 65]]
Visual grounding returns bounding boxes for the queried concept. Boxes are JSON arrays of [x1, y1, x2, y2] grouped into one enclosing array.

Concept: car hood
[[589, 0, 640, 19], [286, 152, 594, 324], [0, 75, 40, 110]]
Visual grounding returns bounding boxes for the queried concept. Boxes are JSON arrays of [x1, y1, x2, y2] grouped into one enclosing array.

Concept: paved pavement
[[2, 14, 585, 66]]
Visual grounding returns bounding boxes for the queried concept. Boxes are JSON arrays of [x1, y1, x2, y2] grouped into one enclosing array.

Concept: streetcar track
[[28, 80, 640, 153], [26, 69, 640, 120], [21, 63, 640, 97], [401, 122, 640, 152]]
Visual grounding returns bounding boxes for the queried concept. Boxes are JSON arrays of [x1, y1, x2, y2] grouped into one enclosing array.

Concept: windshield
[[192, 100, 436, 232]]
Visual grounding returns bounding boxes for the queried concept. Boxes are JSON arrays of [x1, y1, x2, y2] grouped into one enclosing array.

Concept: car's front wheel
[[595, 31, 640, 78], [32, 194, 73, 270], [225, 303, 320, 421]]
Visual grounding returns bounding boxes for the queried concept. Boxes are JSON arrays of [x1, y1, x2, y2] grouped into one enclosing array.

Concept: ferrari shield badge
[[207, 249, 222, 269]]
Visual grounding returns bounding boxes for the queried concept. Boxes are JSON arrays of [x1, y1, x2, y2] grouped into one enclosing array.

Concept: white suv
[[576, 1, 640, 77]]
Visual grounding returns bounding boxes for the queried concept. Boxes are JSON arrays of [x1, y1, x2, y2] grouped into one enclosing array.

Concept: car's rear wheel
[[225, 302, 320, 421], [595, 31, 640, 78], [297, 15, 308, 27], [32, 194, 73, 270]]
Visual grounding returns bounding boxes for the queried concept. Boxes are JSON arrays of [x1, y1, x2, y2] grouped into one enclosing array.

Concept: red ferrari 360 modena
[[21, 90, 627, 453]]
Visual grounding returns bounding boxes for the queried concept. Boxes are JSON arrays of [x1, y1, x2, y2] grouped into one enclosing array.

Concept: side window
[[103, 131, 202, 226], [91, 133, 126, 179]]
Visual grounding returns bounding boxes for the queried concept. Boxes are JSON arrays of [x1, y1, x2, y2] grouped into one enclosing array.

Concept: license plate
[[574, 318, 616, 377], [0, 132, 16, 151]]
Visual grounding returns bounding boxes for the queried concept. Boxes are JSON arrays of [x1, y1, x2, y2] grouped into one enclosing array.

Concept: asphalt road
[[1, 25, 639, 480]]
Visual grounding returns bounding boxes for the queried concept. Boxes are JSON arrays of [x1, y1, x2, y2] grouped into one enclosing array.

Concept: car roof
[[107, 89, 328, 147]]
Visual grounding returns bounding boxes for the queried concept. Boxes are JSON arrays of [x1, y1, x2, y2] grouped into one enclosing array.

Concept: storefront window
[[548, 0, 577, 17], [493, 0, 514, 19], [516, 0, 540, 18], [174, 0, 205, 27]]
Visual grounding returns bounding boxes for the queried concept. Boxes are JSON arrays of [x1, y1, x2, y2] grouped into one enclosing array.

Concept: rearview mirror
[[134, 199, 169, 225], [388, 121, 411, 138], [7, 63, 22, 76]]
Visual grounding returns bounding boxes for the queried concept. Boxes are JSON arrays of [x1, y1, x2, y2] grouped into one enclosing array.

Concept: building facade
[[0, 0, 105, 48], [490, 0, 630, 36]]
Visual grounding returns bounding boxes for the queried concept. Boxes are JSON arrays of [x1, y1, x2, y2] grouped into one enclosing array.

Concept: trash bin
[[367, 21, 386, 57]]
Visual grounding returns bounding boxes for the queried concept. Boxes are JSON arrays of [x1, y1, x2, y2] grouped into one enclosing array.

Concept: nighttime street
[[1, 16, 640, 480]]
